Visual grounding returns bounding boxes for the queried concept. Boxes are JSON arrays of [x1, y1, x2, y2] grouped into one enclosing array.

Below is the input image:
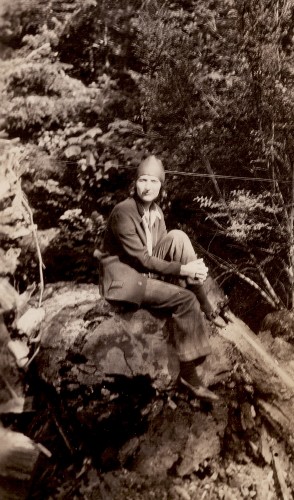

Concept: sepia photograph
[[0, 0, 294, 498]]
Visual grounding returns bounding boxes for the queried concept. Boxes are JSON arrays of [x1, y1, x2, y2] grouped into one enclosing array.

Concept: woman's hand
[[180, 259, 208, 282]]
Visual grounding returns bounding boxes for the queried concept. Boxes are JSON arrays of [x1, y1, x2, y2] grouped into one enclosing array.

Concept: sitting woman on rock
[[101, 155, 222, 403]]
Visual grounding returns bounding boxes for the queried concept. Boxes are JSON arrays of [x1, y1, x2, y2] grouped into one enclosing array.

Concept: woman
[[102, 155, 220, 402]]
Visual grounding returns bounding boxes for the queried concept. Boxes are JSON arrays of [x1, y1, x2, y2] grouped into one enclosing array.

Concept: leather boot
[[188, 283, 226, 328], [179, 360, 219, 402]]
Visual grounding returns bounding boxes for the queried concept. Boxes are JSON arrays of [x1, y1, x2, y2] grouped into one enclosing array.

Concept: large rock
[[34, 283, 231, 466], [12, 284, 294, 489], [37, 283, 230, 391], [261, 310, 294, 343], [37, 283, 179, 392], [34, 283, 180, 462]]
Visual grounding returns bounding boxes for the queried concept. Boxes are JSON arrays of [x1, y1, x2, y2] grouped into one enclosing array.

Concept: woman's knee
[[167, 229, 190, 244]]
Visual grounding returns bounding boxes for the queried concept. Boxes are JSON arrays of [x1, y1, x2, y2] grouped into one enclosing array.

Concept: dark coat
[[101, 197, 181, 304], [99, 254, 147, 306]]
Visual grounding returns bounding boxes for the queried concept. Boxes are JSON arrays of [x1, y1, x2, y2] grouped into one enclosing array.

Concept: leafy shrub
[[195, 190, 282, 243], [0, 0, 50, 48], [3, 57, 102, 137], [6, 62, 87, 97], [5, 92, 100, 136]]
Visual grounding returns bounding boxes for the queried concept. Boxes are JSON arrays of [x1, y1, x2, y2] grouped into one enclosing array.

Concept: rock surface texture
[[37, 283, 178, 390]]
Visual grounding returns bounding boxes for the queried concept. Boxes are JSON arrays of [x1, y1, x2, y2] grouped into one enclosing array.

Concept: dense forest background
[[2, 0, 294, 330]]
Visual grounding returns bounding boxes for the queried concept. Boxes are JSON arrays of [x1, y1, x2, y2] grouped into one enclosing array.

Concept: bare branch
[[21, 195, 45, 308]]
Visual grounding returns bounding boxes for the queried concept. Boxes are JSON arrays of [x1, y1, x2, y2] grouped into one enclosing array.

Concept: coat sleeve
[[111, 210, 181, 276]]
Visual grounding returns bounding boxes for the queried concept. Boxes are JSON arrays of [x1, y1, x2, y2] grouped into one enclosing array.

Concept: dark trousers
[[141, 230, 211, 362]]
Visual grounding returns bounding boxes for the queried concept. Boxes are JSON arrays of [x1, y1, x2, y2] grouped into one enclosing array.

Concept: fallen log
[[217, 313, 294, 448]]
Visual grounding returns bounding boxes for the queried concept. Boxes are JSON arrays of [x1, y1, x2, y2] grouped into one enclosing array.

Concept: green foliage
[[134, 0, 294, 311], [135, 0, 294, 183], [5, 93, 98, 136], [4, 0, 294, 313], [59, 208, 96, 242], [6, 61, 85, 96], [0, 0, 49, 48], [0, 1, 148, 286], [135, 0, 243, 172], [195, 190, 282, 243], [57, 0, 142, 82], [4, 59, 101, 137]]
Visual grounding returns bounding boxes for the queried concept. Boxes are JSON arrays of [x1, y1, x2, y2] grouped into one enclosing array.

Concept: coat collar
[[134, 197, 162, 222]]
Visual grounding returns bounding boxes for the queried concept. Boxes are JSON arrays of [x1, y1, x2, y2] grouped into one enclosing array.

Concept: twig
[[194, 241, 279, 308], [36, 442, 52, 458], [21, 195, 45, 307], [50, 409, 75, 455], [0, 371, 19, 400], [227, 268, 278, 308], [23, 345, 40, 369], [249, 252, 282, 308]]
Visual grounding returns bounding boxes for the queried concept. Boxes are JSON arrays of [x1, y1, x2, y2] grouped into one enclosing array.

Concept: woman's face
[[136, 175, 161, 205]]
